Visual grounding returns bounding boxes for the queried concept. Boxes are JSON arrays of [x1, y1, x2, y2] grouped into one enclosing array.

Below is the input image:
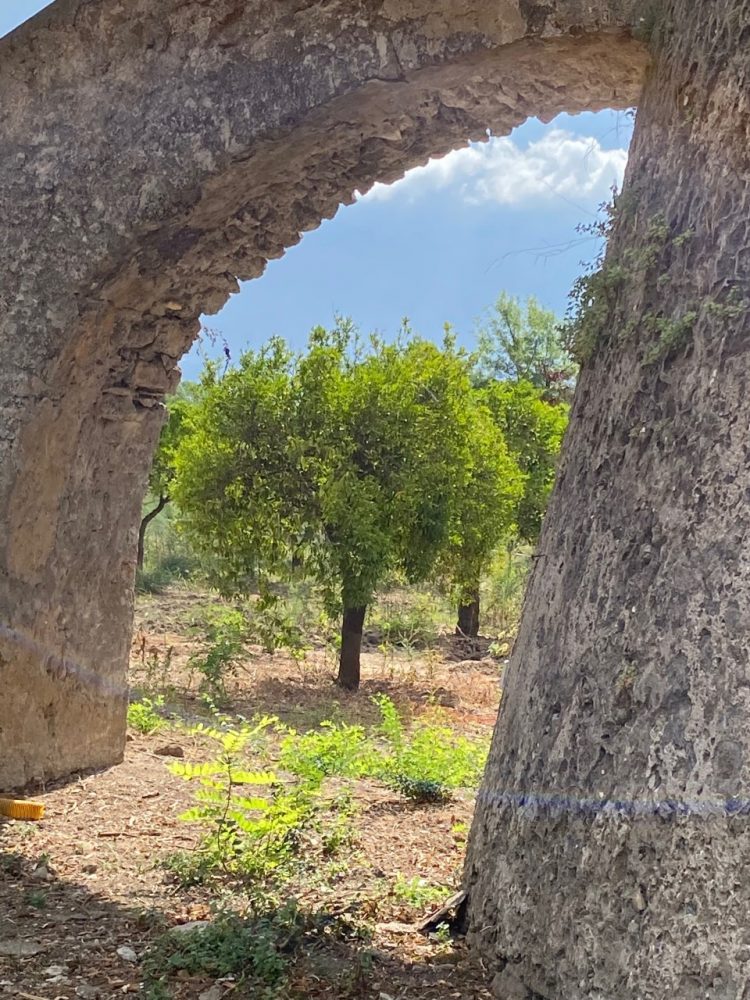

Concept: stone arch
[[9, 0, 750, 996], [0, 0, 648, 790]]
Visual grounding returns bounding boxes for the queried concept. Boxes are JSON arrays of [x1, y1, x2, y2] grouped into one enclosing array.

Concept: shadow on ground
[[0, 836, 489, 1000], [227, 673, 461, 732]]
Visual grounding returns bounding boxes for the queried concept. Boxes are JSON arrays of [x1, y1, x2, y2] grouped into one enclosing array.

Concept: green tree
[[172, 324, 477, 689], [138, 388, 194, 571], [476, 292, 577, 403], [440, 401, 524, 637], [482, 379, 568, 545]]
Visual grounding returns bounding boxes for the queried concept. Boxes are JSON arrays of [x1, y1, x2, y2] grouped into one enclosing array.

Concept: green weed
[[279, 722, 376, 783], [451, 820, 469, 851], [369, 591, 443, 648], [433, 921, 452, 944], [276, 694, 489, 805], [127, 696, 165, 734], [372, 695, 489, 803], [144, 903, 374, 1000], [320, 791, 358, 856], [167, 718, 317, 887], [188, 607, 250, 703], [136, 643, 174, 694], [142, 907, 296, 999], [374, 692, 404, 749], [642, 309, 698, 364], [160, 849, 216, 889], [391, 874, 446, 910], [23, 890, 47, 910]]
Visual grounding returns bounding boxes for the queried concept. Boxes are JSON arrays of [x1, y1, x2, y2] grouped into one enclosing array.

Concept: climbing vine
[[559, 194, 740, 369]]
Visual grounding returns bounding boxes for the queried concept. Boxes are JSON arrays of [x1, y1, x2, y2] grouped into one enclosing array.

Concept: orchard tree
[[482, 379, 568, 545], [441, 401, 524, 637], [172, 324, 477, 689], [476, 292, 577, 403], [137, 388, 194, 571]]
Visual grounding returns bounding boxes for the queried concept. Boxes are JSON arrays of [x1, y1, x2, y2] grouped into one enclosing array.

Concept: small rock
[[32, 865, 52, 881], [431, 950, 460, 964], [198, 987, 223, 1000], [116, 945, 138, 963], [379, 994, 395, 1000], [76, 984, 101, 999], [43, 966, 67, 978], [82, 863, 98, 874], [171, 920, 211, 934], [155, 744, 184, 758], [375, 921, 415, 935], [0, 939, 46, 957]]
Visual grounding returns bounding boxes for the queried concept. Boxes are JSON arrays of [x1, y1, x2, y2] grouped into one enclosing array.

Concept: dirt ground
[[0, 588, 502, 1000]]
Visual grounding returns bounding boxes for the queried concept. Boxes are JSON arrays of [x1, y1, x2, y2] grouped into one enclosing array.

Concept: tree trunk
[[337, 605, 366, 691], [137, 494, 169, 571], [464, 6, 750, 999], [456, 593, 480, 637]]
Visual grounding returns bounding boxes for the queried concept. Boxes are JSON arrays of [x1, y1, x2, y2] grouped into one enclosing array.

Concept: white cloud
[[357, 129, 628, 209]]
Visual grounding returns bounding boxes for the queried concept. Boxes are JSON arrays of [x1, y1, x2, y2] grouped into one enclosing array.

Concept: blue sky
[[4, 2, 633, 381]]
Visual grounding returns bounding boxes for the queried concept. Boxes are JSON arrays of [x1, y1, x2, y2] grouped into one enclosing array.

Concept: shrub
[[167, 719, 319, 888], [369, 592, 442, 648], [188, 607, 250, 703], [127, 696, 165, 734], [372, 695, 489, 803], [391, 874, 446, 910], [142, 907, 295, 999], [278, 722, 376, 783], [482, 544, 530, 638]]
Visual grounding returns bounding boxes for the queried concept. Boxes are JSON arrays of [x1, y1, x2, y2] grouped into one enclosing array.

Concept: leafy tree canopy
[[172, 322, 499, 686], [482, 379, 568, 544], [138, 385, 198, 571], [439, 401, 524, 610], [147, 385, 199, 502], [476, 292, 577, 403]]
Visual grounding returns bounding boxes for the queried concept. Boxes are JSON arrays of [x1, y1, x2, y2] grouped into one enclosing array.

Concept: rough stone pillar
[[464, 3, 750, 998], [0, 305, 175, 789]]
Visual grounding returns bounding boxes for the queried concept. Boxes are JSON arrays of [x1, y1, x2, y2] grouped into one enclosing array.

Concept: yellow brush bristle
[[0, 798, 45, 821]]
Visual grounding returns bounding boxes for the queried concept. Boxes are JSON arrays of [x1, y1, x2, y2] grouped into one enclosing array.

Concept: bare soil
[[0, 587, 501, 1000]]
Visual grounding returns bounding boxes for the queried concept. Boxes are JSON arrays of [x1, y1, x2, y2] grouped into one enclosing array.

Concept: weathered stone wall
[[0, 0, 647, 789], [464, 1, 750, 996]]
